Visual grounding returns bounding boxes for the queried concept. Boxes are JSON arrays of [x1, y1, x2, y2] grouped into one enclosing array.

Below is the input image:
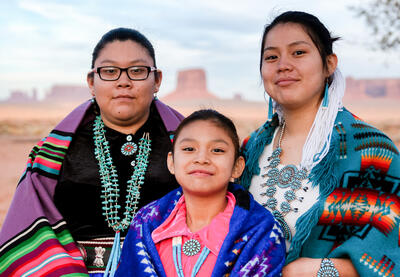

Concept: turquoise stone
[[93, 115, 151, 233]]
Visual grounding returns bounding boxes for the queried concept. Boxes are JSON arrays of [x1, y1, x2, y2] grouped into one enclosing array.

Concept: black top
[[54, 102, 179, 240]]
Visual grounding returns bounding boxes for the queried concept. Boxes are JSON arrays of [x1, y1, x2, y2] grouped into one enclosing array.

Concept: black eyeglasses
[[92, 66, 157, 81]]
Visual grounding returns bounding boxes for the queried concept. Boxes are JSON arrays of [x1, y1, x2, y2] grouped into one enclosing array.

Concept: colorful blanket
[[116, 183, 286, 277], [0, 100, 183, 276], [241, 108, 400, 276]]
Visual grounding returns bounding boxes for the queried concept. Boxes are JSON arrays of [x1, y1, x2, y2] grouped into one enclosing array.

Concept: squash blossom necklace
[[93, 115, 151, 277], [262, 121, 308, 242]]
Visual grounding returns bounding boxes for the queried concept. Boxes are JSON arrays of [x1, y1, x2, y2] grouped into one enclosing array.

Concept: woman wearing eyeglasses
[[0, 28, 183, 277]]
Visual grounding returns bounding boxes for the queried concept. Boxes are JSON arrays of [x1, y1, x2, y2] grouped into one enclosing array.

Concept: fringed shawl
[[0, 100, 183, 277], [241, 108, 400, 276]]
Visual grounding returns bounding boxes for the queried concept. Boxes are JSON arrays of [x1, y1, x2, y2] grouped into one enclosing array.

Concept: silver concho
[[182, 239, 201, 256]]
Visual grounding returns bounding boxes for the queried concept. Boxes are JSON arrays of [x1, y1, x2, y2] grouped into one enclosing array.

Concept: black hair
[[260, 11, 339, 83], [89, 27, 158, 79], [172, 109, 241, 160]]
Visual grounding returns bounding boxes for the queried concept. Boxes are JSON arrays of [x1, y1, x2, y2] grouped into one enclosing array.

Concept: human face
[[87, 40, 162, 131], [167, 120, 245, 198], [261, 23, 336, 112]]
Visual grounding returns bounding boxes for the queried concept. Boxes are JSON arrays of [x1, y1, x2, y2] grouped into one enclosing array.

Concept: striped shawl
[[0, 100, 183, 276]]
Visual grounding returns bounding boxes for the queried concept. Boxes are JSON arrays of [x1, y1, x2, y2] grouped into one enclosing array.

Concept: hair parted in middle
[[260, 11, 340, 83], [171, 109, 241, 160]]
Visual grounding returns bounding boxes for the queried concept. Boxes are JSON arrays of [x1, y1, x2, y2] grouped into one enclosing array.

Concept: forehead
[[264, 23, 314, 47], [95, 40, 153, 64], [176, 120, 233, 143]]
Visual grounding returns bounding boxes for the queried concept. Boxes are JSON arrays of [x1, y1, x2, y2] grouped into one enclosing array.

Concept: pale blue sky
[[1, 0, 399, 101]]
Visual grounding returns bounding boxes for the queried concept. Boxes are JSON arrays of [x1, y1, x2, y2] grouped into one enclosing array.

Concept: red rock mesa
[[161, 68, 218, 101]]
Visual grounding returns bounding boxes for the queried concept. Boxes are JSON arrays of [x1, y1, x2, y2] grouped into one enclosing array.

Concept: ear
[[231, 156, 245, 179], [154, 69, 163, 93], [87, 73, 95, 97], [166, 151, 175, 175], [325, 53, 338, 77]]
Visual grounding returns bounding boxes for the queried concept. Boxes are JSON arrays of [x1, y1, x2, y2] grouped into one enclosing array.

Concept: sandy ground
[[1, 98, 400, 227], [0, 137, 37, 226]]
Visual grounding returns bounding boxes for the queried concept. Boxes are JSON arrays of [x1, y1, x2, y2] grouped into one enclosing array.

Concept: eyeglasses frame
[[91, 65, 157, 81]]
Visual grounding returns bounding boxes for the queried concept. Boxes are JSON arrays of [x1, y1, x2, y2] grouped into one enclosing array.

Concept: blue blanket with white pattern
[[116, 183, 285, 276]]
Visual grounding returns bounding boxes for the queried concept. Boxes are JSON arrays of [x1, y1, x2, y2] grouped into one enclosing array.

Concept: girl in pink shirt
[[117, 110, 285, 276]]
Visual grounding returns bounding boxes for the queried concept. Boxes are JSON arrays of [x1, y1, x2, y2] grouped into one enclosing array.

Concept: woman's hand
[[282, 257, 359, 277]]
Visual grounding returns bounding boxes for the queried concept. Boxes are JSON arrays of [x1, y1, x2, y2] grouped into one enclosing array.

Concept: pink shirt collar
[[152, 192, 236, 255]]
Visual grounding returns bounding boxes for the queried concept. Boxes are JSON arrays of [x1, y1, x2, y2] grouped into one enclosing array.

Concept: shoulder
[[131, 188, 182, 225], [240, 116, 278, 189], [337, 108, 398, 152], [334, 107, 400, 175], [229, 183, 278, 225], [242, 116, 278, 151], [337, 108, 390, 136], [227, 183, 286, 267], [241, 115, 278, 162], [152, 100, 184, 136], [153, 100, 184, 120]]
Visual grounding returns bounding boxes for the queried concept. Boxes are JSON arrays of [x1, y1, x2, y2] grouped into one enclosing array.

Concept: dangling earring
[[267, 96, 274, 121], [153, 92, 158, 100], [322, 81, 329, 109], [91, 97, 100, 115]]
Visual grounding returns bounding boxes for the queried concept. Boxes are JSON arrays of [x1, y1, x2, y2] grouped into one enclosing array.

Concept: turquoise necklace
[[172, 237, 210, 277], [261, 121, 307, 242], [93, 115, 151, 276]]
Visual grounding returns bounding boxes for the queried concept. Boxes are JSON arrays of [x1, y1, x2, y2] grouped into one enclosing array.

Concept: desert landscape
[[2, 69, 400, 227], [1, 97, 400, 227]]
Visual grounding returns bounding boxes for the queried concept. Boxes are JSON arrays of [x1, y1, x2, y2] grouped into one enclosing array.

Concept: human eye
[[100, 67, 119, 76], [211, 143, 228, 153], [212, 148, 226, 153], [293, 50, 306, 56], [264, 54, 278, 61], [129, 66, 147, 75], [182, 146, 194, 152]]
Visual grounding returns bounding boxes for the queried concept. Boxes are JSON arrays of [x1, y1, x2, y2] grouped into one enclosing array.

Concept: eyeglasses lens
[[98, 66, 150, 81]]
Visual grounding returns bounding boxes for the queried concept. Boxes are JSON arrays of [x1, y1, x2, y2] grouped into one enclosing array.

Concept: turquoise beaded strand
[[93, 115, 151, 232]]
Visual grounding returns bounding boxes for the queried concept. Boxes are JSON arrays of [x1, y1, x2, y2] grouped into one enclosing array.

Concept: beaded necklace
[[172, 237, 210, 277], [261, 122, 308, 242], [93, 115, 152, 276]]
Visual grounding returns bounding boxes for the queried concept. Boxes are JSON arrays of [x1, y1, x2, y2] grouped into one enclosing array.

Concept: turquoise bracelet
[[317, 258, 339, 277]]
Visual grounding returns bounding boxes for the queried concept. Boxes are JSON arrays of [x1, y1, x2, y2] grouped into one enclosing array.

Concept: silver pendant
[[182, 239, 201, 256], [273, 211, 292, 242], [93, 246, 105, 267]]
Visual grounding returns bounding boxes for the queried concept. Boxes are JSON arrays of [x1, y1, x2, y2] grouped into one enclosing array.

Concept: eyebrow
[[263, 40, 312, 52], [178, 138, 230, 145], [99, 58, 149, 65]]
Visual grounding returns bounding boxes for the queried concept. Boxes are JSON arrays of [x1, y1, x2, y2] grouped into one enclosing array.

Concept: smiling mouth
[[189, 170, 213, 176], [276, 79, 298, 86], [114, 95, 134, 100]]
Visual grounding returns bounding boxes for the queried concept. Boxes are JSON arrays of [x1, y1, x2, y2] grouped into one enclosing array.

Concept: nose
[[277, 54, 293, 72], [194, 149, 210, 164], [117, 70, 132, 88]]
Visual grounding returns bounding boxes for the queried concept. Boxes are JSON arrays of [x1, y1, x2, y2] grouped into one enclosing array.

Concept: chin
[[108, 110, 135, 121]]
